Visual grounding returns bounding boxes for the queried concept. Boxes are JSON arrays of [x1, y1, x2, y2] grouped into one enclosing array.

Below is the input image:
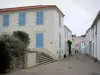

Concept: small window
[[93, 43, 94, 53], [19, 12, 26, 26], [59, 33, 61, 48], [3, 14, 9, 27], [36, 11, 43, 25], [65, 29, 66, 38], [67, 31, 68, 38], [59, 14, 61, 27]]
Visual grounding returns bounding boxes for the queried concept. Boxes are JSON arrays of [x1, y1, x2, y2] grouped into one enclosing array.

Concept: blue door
[[36, 33, 43, 48]]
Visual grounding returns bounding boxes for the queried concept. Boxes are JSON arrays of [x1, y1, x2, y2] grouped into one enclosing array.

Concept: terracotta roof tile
[[0, 5, 65, 16]]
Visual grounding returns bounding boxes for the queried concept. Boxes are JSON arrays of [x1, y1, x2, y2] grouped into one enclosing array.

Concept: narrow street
[[5, 55, 100, 75]]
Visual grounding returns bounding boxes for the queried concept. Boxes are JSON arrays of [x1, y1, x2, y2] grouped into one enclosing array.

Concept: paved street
[[5, 55, 100, 75]]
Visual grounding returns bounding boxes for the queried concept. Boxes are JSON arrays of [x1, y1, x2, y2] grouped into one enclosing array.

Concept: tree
[[0, 34, 26, 71], [67, 40, 72, 56], [0, 31, 30, 73], [12, 31, 30, 68], [12, 31, 30, 47], [0, 41, 10, 73]]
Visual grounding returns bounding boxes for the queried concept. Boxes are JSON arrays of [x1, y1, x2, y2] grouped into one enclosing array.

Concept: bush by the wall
[[67, 40, 72, 56], [13, 31, 30, 47], [0, 41, 10, 73], [12, 31, 30, 68], [0, 31, 30, 73]]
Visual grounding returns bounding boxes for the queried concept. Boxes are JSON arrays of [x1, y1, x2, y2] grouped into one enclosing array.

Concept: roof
[[86, 27, 91, 35], [72, 36, 81, 40], [85, 10, 100, 35], [72, 36, 85, 40], [0, 5, 65, 16], [91, 10, 100, 28], [75, 41, 85, 46], [64, 25, 72, 33]]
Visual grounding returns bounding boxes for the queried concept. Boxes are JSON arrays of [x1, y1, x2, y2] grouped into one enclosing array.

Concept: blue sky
[[0, 0, 100, 36]]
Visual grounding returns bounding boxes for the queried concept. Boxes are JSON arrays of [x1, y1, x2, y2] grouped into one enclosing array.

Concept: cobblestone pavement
[[5, 55, 100, 75]]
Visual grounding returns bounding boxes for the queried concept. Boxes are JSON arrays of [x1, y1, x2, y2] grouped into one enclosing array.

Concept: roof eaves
[[64, 25, 72, 32], [0, 5, 65, 16], [91, 10, 100, 28]]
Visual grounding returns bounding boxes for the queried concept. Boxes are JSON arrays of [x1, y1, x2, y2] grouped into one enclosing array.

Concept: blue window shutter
[[36, 33, 43, 48], [23, 13, 26, 25], [3, 15, 5, 26], [36, 12, 39, 24], [36, 11, 43, 25], [40, 11, 43, 17], [40, 18, 43, 24], [40, 11, 43, 24], [3, 15, 9, 27], [19, 13, 21, 25], [19, 13, 26, 26], [7, 15, 9, 26], [37, 12, 40, 17]]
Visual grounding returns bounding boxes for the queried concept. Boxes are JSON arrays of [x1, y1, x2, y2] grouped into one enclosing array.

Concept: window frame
[[59, 14, 61, 27], [3, 14, 9, 27], [19, 12, 26, 26], [36, 11, 43, 25]]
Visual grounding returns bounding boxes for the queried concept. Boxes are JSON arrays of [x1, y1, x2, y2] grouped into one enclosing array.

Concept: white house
[[0, 5, 72, 61], [64, 25, 72, 56], [85, 11, 100, 61], [72, 36, 86, 54], [85, 28, 92, 56]]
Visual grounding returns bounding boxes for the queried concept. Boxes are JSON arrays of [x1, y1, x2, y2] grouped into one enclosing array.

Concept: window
[[19, 12, 26, 26], [3, 14, 9, 27], [65, 29, 66, 38], [93, 27, 94, 39], [36, 11, 43, 25], [96, 24, 97, 35], [70, 33, 72, 38], [67, 31, 68, 38], [59, 14, 61, 27], [59, 33, 61, 48], [93, 43, 94, 53]]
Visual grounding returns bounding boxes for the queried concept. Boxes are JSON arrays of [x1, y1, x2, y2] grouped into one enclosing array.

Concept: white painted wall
[[64, 26, 72, 56], [97, 19, 100, 60], [72, 36, 85, 54], [54, 10, 65, 59], [27, 53, 36, 68], [0, 7, 65, 60], [85, 18, 100, 60], [93, 25, 96, 58], [85, 28, 92, 55]]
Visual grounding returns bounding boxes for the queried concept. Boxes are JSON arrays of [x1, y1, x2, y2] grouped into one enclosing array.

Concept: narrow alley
[[5, 55, 100, 75]]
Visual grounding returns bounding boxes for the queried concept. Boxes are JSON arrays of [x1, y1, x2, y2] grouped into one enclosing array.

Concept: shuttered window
[[19, 12, 26, 26], [36, 11, 43, 25], [3, 14, 9, 27]]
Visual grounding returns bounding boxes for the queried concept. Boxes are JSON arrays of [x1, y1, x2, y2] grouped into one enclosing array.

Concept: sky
[[0, 0, 100, 36]]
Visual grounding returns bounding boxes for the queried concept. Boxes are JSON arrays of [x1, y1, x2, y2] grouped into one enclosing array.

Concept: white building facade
[[72, 36, 86, 54], [85, 28, 92, 56], [64, 25, 72, 56], [85, 11, 100, 61], [0, 5, 72, 60]]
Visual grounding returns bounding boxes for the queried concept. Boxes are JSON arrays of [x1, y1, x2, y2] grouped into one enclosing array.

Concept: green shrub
[[0, 31, 30, 73], [0, 41, 10, 73], [13, 31, 30, 47], [67, 40, 72, 56], [12, 31, 30, 68]]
